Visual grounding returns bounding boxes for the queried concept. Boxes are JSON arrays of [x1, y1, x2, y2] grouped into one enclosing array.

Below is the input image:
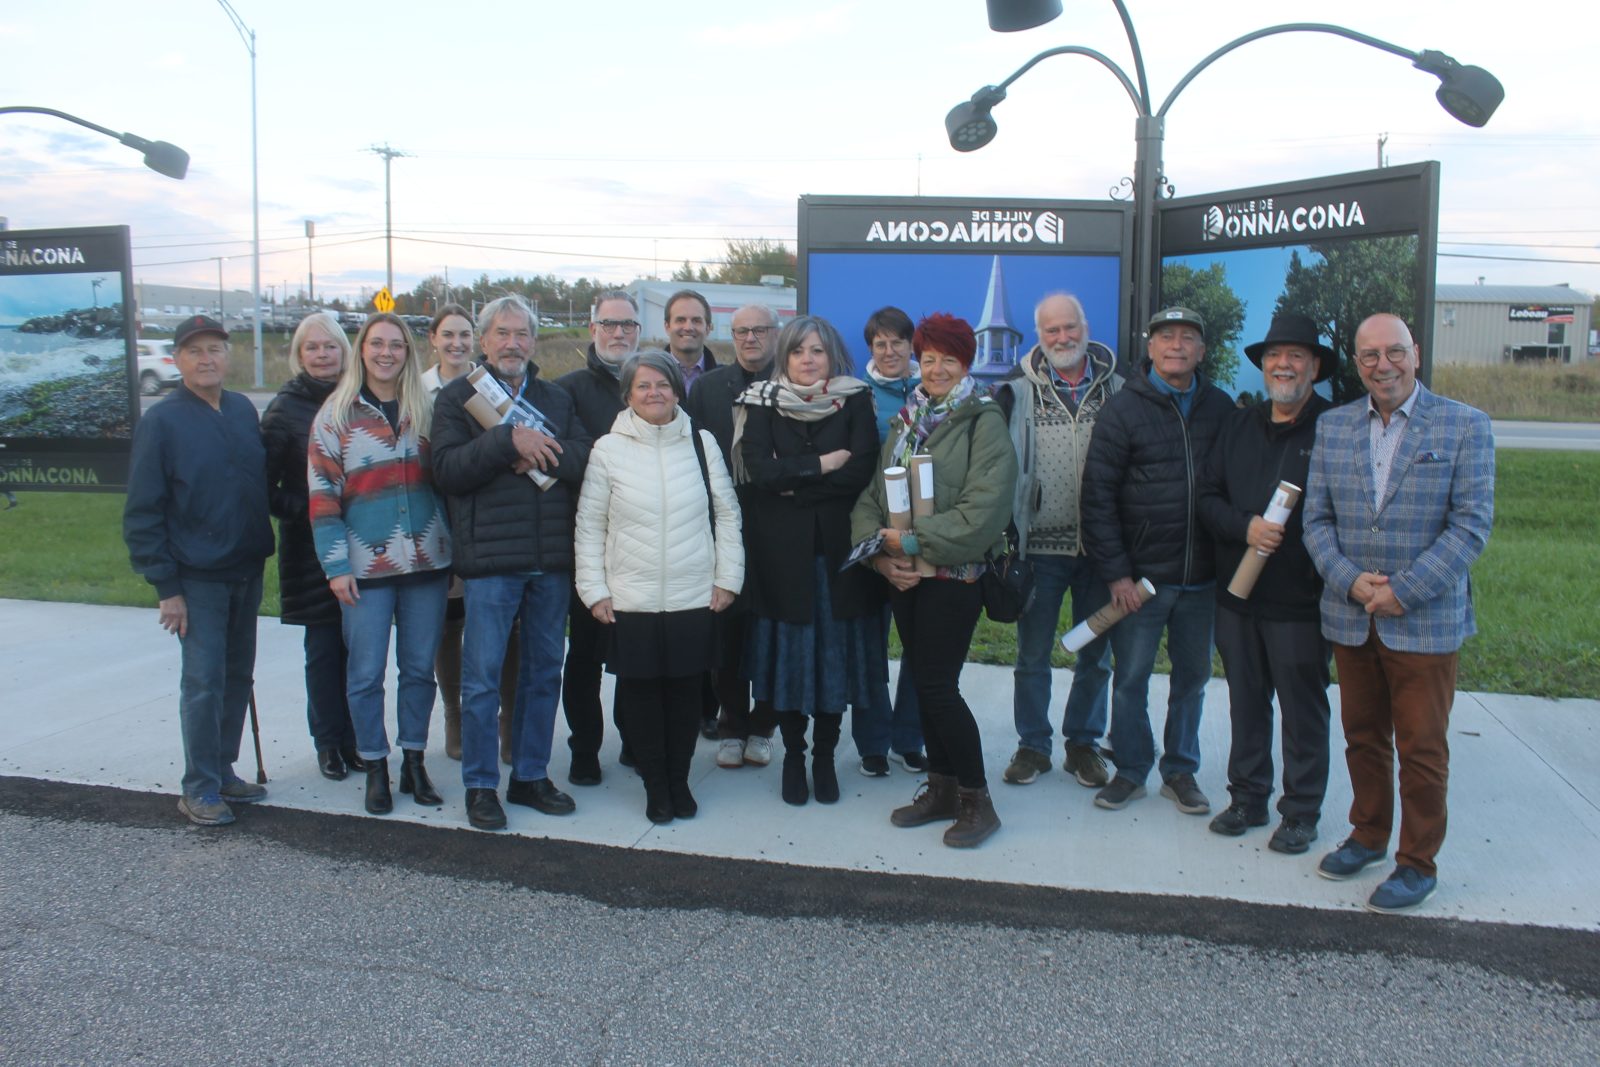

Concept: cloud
[[693, 4, 851, 46]]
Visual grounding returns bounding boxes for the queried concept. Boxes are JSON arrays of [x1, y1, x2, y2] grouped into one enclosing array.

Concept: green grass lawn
[[2, 448, 1596, 698]]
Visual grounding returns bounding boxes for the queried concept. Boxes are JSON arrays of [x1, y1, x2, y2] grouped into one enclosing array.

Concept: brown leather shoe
[[943, 786, 1000, 848], [889, 772, 959, 828]]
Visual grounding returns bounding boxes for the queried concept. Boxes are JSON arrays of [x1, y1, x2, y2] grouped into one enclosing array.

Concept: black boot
[[778, 711, 810, 806], [339, 743, 368, 773], [364, 759, 392, 815], [316, 746, 347, 781], [399, 749, 442, 806], [811, 712, 842, 804], [644, 777, 674, 824]]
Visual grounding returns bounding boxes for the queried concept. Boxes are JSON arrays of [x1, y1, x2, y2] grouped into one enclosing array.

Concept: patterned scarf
[[730, 372, 870, 483], [890, 374, 977, 468]]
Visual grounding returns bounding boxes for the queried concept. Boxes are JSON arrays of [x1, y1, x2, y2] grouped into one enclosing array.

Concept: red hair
[[912, 313, 976, 368]]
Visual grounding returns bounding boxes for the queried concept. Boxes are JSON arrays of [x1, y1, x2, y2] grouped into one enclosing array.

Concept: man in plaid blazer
[[1302, 313, 1494, 913]]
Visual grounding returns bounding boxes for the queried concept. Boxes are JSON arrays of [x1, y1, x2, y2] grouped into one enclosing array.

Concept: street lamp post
[[0, 106, 189, 178], [305, 220, 316, 306], [216, 0, 263, 386], [950, 0, 1504, 362]]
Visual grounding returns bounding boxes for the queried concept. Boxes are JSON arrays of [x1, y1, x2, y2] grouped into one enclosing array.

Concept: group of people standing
[[125, 283, 1492, 911]]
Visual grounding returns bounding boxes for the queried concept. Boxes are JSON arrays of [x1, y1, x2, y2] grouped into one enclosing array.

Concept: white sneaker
[[743, 735, 773, 767], [716, 738, 746, 768]]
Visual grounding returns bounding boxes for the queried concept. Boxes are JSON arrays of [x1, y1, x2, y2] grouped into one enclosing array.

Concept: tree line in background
[[340, 238, 797, 322]]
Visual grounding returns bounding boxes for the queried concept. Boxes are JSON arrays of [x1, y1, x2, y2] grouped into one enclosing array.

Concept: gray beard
[[1266, 377, 1312, 406], [1044, 345, 1086, 373]]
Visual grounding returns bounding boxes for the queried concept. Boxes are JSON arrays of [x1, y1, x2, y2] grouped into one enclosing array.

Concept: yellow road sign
[[373, 288, 395, 313]]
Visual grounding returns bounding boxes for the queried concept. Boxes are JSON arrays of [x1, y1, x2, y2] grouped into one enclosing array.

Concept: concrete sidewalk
[[3, 597, 1596, 930]]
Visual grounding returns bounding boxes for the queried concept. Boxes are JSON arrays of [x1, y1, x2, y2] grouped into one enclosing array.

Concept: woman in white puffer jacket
[[575, 351, 743, 824]]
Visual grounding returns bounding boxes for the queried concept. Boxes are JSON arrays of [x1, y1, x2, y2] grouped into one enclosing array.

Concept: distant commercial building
[[1432, 284, 1593, 365], [626, 279, 795, 347]]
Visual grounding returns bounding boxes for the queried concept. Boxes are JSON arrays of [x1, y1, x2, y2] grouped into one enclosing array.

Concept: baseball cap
[[1147, 306, 1205, 339], [174, 315, 229, 349]]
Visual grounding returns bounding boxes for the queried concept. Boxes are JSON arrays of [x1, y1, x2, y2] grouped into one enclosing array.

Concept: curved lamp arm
[[0, 105, 189, 179], [994, 44, 1146, 114]]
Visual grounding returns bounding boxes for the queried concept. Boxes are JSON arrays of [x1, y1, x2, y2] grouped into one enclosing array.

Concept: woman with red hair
[[850, 313, 1017, 848]]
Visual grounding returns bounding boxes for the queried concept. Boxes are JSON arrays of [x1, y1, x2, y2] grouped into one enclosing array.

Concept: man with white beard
[[1196, 311, 1335, 855], [995, 293, 1124, 788]]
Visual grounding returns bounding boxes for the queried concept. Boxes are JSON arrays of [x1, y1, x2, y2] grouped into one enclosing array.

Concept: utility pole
[[367, 143, 410, 298], [214, 257, 225, 319], [305, 219, 315, 305], [1377, 133, 1389, 168]]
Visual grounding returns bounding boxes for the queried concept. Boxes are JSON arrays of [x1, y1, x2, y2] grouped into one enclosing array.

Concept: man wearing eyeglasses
[[685, 303, 780, 767], [1303, 313, 1494, 913], [664, 289, 718, 394], [555, 290, 643, 782]]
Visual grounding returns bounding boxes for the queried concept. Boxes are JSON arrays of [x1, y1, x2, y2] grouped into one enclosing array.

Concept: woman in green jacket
[[850, 313, 1017, 848]]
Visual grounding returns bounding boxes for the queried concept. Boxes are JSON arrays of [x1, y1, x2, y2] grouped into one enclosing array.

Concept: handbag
[[980, 532, 1034, 623]]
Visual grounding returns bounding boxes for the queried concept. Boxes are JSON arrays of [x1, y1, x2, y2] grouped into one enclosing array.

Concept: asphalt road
[[3, 778, 1596, 1066]]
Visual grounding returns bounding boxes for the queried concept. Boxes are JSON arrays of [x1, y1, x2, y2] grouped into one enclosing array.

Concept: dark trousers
[[616, 675, 701, 791], [714, 610, 776, 740], [1213, 608, 1331, 820], [892, 579, 986, 789], [302, 621, 355, 751], [1332, 624, 1458, 878], [562, 592, 618, 757]]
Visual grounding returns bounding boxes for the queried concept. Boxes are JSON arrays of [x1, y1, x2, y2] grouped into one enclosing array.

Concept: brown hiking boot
[[889, 772, 959, 827], [943, 786, 1001, 848]]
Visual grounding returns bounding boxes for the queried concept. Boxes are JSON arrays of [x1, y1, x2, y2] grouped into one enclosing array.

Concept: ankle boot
[[811, 713, 841, 804], [890, 772, 959, 828], [643, 775, 674, 824], [943, 785, 1001, 848], [669, 779, 698, 819], [365, 759, 393, 815], [399, 749, 442, 806]]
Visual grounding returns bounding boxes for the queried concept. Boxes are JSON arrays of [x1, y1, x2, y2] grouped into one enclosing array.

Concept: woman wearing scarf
[[735, 315, 885, 807], [849, 313, 1017, 848]]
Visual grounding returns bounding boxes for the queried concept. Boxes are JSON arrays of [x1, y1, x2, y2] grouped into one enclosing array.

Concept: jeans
[[176, 574, 263, 799], [1011, 553, 1111, 756], [461, 571, 568, 790], [302, 621, 355, 751], [851, 602, 923, 758], [1106, 582, 1215, 784], [341, 572, 449, 762]]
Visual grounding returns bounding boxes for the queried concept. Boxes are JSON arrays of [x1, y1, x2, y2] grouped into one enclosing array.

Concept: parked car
[[538, 317, 562, 328], [136, 340, 180, 396]]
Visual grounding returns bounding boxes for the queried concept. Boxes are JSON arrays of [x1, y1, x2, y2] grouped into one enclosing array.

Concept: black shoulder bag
[[965, 416, 1034, 623]]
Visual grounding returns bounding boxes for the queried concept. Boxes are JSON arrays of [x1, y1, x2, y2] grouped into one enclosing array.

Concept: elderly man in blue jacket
[[1303, 312, 1494, 913], [123, 315, 274, 827]]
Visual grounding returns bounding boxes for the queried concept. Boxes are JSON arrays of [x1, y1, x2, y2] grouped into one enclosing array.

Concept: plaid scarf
[[730, 372, 870, 483]]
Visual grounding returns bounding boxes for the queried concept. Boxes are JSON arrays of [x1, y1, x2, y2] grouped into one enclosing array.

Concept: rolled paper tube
[[1061, 578, 1156, 653], [1226, 480, 1302, 599], [884, 466, 912, 531], [463, 393, 555, 490], [908, 455, 936, 577]]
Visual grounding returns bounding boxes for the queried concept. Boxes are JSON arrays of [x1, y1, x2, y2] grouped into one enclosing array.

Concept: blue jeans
[[1106, 582, 1215, 784], [341, 573, 449, 762], [1011, 553, 1111, 756], [461, 571, 568, 790], [176, 573, 263, 799], [851, 603, 923, 758]]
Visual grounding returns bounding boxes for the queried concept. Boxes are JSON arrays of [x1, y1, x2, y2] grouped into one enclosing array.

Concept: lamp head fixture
[[1412, 50, 1504, 128], [945, 85, 1008, 152], [985, 0, 1063, 32]]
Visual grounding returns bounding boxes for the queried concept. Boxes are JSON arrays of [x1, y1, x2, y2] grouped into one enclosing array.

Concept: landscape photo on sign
[[0, 271, 131, 440]]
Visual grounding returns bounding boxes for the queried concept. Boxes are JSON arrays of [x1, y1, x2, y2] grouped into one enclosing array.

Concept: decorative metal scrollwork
[[1109, 176, 1134, 201]]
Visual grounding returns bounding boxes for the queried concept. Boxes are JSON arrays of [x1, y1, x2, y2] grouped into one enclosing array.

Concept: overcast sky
[[3, 1, 1595, 308]]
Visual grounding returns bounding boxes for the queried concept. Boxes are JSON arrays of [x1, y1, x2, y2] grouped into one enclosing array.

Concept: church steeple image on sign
[[971, 254, 1022, 382]]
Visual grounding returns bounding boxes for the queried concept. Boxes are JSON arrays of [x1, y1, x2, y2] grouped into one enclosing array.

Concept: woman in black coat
[[735, 315, 885, 807], [260, 312, 363, 780]]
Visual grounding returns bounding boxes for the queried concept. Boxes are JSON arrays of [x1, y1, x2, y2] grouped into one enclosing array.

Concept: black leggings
[[615, 675, 701, 787], [892, 579, 986, 788]]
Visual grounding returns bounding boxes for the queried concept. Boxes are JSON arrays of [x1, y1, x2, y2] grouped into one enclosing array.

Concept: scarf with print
[[890, 373, 977, 468], [730, 372, 870, 483]]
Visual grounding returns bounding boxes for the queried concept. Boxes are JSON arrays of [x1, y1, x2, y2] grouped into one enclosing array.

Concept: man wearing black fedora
[[1196, 311, 1335, 854]]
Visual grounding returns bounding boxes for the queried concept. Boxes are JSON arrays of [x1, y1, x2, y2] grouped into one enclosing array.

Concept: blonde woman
[[308, 313, 452, 814]]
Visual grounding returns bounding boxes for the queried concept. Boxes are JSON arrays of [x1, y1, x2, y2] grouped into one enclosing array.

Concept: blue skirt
[[745, 556, 886, 716]]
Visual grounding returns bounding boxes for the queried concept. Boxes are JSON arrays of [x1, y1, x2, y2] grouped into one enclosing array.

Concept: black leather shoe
[[317, 747, 347, 781], [669, 781, 698, 819], [339, 745, 369, 773], [364, 760, 392, 815], [465, 788, 506, 830], [568, 753, 602, 787], [399, 750, 442, 806], [506, 777, 576, 816], [699, 716, 718, 741], [618, 743, 636, 768]]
